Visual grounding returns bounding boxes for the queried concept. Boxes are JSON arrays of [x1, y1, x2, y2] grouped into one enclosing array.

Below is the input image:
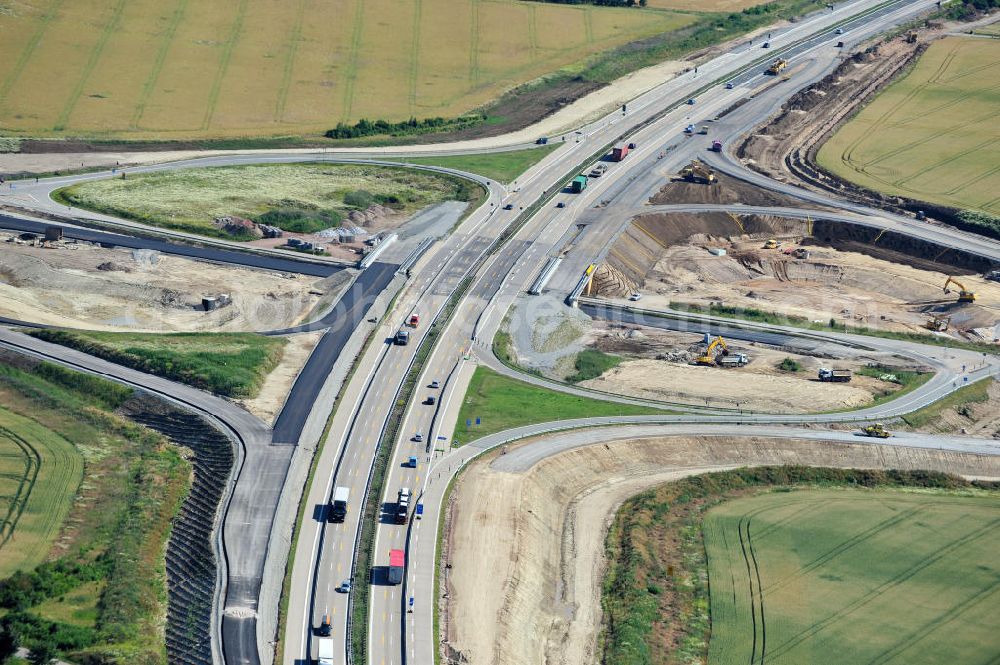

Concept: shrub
[[256, 206, 342, 233], [343, 190, 375, 209], [778, 358, 801, 372]]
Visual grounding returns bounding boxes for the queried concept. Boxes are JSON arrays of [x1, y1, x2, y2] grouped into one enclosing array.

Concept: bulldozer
[[862, 423, 891, 438], [925, 314, 951, 332], [767, 58, 788, 75], [679, 161, 717, 184], [943, 277, 976, 303]]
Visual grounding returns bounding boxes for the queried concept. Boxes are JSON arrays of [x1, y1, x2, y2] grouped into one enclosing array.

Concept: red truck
[[611, 145, 629, 161], [388, 549, 405, 585], [408, 313, 420, 327]]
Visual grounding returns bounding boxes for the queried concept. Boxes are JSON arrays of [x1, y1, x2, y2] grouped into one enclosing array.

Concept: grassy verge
[[391, 144, 563, 184], [566, 349, 623, 384], [53, 163, 483, 240], [669, 301, 1000, 354], [901, 377, 993, 429], [28, 330, 286, 398], [455, 366, 662, 443], [601, 467, 999, 665], [0, 355, 189, 662], [854, 363, 932, 409]]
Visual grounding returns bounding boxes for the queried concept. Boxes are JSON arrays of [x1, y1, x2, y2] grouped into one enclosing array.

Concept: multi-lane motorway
[[2, 0, 997, 664]]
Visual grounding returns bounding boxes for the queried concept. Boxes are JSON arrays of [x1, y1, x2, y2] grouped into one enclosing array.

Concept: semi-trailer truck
[[316, 637, 334, 665], [611, 145, 629, 161], [388, 549, 405, 585], [569, 175, 588, 193], [329, 486, 349, 523]]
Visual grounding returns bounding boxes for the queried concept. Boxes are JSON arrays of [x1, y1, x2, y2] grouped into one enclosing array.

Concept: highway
[[1, 1, 991, 664]]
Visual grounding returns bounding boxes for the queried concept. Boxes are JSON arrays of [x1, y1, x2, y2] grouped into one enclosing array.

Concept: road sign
[[475, 417, 481, 425]]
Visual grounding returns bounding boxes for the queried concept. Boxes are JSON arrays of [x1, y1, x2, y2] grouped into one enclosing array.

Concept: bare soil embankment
[[442, 435, 999, 665]]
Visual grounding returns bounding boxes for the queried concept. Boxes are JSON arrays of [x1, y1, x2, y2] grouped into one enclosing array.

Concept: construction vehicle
[[943, 277, 976, 303], [679, 161, 717, 184], [328, 486, 349, 523], [925, 315, 951, 332], [767, 58, 787, 75], [862, 423, 891, 438], [695, 336, 730, 365], [711, 139, 723, 152], [763, 239, 779, 249], [717, 353, 749, 368], [818, 368, 852, 382]]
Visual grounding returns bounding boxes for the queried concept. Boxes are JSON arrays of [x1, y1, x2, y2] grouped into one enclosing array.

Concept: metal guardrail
[[528, 256, 562, 295], [358, 233, 398, 269]]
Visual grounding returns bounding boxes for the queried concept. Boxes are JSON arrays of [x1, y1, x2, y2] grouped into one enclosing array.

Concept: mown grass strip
[[27, 330, 286, 398], [901, 377, 992, 429]]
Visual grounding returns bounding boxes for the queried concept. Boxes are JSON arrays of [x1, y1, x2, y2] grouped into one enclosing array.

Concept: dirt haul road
[[441, 435, 999, 665]]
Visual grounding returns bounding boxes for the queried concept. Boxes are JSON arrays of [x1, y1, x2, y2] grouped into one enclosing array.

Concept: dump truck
[[569, 175, 588, 193], [818, 368, 852, 382], [679, 161, 717, 184], [717, 353, 749, 368], [395, 329, 410, 346], [943, 277, 976, 303], [711, 140, 723, 152], [388, 549, 405, 585], [329, 486, 349, 523], [862, 423, 891, 438], [611, 145, 629, 161], [316, 637, 334, 665], [767, 58, 788, 75]]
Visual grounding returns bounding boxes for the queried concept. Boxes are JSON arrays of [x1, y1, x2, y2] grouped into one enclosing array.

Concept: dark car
[[687, 98, 696, 105], [426, 395, 437, 405], [503, 203, 514, 210], [627, 142, 636, 149], [317, 614, 332, 636], [556, 201, 565, 208]]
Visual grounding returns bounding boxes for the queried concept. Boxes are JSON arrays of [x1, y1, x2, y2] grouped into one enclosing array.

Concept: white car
[[337, 580, 352, 594], [629, 292, 642, 301]]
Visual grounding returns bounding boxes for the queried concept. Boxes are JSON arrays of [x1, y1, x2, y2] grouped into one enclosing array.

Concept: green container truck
[[569, 175, 588, 193]]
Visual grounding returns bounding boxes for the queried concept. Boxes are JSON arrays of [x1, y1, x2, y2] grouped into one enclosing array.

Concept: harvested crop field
[[55, 162, 477, 240], [441, 434, 999, 665], [706, 488, 1000, 664], [818, 36, 1000, 215], [0, 0, 692, 139], [0, 234, 325, 332]]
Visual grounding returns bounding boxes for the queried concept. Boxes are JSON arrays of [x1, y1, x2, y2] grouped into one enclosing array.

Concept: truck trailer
[[569, 176, 588, 193], [329, 486, 349, 523], [316, 637, 334, 665], [611, 145, 629, 161], [388, 549, 405, 585]]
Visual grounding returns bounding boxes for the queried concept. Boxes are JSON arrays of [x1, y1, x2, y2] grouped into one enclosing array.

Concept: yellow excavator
[[679, 161, 717, 184], [862, 423, 891, 438], [943, 277, 976, 303], [695, 336, 728, 365], [925, 314, 951, 331]]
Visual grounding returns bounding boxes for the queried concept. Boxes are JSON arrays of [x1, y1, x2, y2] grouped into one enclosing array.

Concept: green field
[[0, 407, 83, 579], [29, 330, 286, 397], [818, 36, 1000, 215], [0, 358, 189, 660], [54, 162, 481, 239], [705, 489, 1000, 664], [394, 143, 563, 183], [454, 366, 662, 442], [0, 0, 694, 140]]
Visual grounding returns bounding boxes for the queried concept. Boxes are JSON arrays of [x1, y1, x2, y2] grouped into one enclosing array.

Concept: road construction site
[[441, 433, 1000, 665], [0, 230, 331, 332]]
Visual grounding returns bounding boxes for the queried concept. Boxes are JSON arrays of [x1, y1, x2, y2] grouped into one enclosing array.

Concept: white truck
[[316, 636, 334, 665], [328, 486, 349, 523]]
